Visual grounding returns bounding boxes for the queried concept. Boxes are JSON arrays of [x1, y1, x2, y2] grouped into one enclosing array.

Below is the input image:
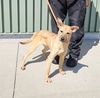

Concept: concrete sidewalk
[[0, 39, 100, 98]]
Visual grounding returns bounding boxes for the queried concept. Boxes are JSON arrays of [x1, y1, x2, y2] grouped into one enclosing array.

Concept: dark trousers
[[49, 0, 86, 59]]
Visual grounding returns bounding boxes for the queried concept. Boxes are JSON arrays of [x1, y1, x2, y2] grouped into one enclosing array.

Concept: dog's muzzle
[[60, 36, 65, 42]]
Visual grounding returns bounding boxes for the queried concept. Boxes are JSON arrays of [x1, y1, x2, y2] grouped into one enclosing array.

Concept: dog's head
[[57, 18, 79, 42]]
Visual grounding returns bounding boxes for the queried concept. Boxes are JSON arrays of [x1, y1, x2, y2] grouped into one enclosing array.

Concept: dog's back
[[20, 30, 57, 47]]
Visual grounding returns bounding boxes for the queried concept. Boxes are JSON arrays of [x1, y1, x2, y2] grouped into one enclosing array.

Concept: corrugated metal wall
[[0, 0, 100, 33]]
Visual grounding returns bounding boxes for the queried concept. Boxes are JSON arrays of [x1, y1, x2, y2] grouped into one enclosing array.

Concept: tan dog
[[20, 18, 79, 83]]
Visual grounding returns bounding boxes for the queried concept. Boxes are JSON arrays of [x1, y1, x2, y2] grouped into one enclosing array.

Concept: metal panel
[[89, 0, 97, 32], [12, 0, 18, 33], [48, 13, 52, 32], [65, 15, 69, 25], [0, 0, 2, 33], [84, 4, 91, 32], [3, 0, 11, 33], [96, 0, 100, 32], [34, 0, 41, 31], [27, 0, 34, 33], [19, 0, 26, 33], [0, 0, 100, 33], [41, 0, 48, 30]]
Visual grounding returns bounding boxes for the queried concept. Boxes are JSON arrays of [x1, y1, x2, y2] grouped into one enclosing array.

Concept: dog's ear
[[57, 18, 63, 28], [71, 26, 79, 32]]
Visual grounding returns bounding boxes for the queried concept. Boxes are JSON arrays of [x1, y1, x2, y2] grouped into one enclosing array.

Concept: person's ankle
[[66, 55, 78, 67]]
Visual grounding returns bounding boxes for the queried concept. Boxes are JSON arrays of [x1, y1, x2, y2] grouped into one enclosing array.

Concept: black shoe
[[52, 55, 59, 64], [66, 55, 78, 67]]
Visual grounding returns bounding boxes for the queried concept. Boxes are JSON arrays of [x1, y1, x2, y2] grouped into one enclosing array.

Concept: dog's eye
[[66, 32, 70, 34], [60, 30, 63, 33]]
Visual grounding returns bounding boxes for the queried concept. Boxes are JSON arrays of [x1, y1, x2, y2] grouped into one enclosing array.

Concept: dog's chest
[[57, 42, 68, 55], [57, 47, 64, 54]]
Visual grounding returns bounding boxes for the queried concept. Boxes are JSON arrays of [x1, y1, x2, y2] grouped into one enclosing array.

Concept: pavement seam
[[12, 42, 20, 98]]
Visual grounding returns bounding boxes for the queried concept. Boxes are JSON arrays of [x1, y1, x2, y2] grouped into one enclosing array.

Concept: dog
[[20, 18, 79, 83]]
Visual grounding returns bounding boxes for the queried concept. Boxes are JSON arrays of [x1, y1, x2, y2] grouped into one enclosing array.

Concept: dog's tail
[[20, 32, 37, 45], [20, 39, 32, 45]]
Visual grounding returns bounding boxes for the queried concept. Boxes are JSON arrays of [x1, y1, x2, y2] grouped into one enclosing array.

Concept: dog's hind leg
[[20, 40, 40, 70]]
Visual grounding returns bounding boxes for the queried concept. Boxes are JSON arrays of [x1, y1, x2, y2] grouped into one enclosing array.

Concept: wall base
[[0, 33, 100, 39]]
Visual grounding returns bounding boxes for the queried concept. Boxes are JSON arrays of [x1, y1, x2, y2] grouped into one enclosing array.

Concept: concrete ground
[[0, 39, 100, 98]]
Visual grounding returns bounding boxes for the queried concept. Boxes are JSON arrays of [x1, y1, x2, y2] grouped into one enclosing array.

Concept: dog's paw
[[21, 66, 26, 70], [59, 71, 66, 75], [45, 78, 52, 83]]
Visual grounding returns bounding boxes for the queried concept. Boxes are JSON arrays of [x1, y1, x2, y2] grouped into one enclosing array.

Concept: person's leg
[[49, 0, 67, 33], [66, 0, 86, 67]]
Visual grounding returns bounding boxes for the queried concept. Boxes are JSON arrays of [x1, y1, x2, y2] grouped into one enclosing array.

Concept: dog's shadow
[[49, 59, 88, 78], [24, 39, 99, 78], [24, 52, 50, 67], [24, 52, 88, 78]]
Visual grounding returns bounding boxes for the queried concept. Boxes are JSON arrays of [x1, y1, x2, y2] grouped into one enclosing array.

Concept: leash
[[45, 0, 59, 26]]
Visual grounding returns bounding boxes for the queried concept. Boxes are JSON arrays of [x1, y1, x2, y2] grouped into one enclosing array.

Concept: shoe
[[52, 55, 59, 64], [66, 55, 78, 67]]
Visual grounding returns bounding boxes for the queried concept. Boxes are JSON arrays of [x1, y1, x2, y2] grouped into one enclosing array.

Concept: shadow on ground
[[24, 52, 50, 67], [24, 39, 99, 78], [49, 59, 88, 78], [79, 39, 99, 59]]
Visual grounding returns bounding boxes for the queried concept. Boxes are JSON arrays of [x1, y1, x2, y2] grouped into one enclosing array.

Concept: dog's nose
[[60, 37, 65, 41]]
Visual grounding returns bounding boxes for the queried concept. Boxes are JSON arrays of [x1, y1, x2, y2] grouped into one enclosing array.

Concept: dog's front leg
[[59, 54, 66, 75], [45, 52, 56, 83]]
